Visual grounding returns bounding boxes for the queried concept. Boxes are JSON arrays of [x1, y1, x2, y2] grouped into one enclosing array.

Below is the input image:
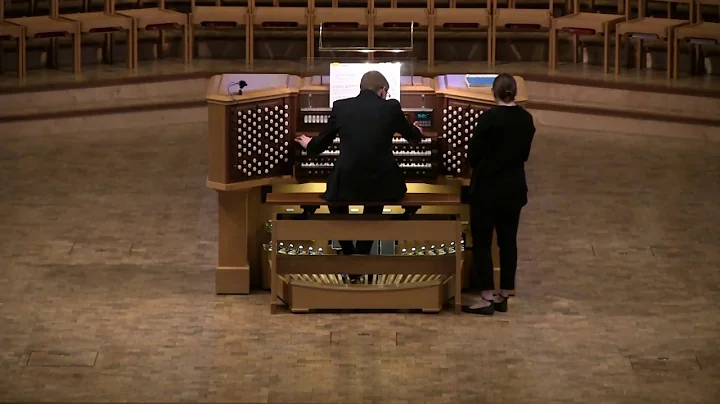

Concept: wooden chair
[[190, 0, 250, 64], [60, 0, 134, 71], [615, 0, 693, 79], [673, 0, 720, 78], [309, 0, 372, 63], [491, 0, 553, 66], [549, 0, 627, 73], [249, 0, 311, 65], [0, 0, 26, 78], [116, 0, 190, 69], [430, 0, 492, 68], [6, 0, 82, 77], [371, 0, 431, 62]]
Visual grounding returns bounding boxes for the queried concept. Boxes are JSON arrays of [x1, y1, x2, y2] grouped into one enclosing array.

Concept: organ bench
[[206, 72, 528, 312]]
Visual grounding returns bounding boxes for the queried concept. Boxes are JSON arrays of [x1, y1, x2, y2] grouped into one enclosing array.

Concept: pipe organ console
[[206, 72, 527, 312]]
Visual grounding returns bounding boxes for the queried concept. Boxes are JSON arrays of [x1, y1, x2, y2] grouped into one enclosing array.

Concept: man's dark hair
[[492, 73, 517, 103], [360, 71, 389, 92]]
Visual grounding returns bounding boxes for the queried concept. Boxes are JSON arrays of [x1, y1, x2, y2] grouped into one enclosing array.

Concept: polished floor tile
[[0, 123, 719, 403]]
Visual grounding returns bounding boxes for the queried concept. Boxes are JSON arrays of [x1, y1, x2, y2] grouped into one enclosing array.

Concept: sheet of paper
[[329, 62, 402, 105]]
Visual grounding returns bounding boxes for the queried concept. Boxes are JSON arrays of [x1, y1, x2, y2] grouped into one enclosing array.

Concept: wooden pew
[[0, 0, 26, 78], [249, 0, 312, 66], [116, 0, 190, 69], [550, 0, 627, 73], [370, 0, 431, 63], [673, 0, 719, 78], [492, 0, 553, 66], [310, 0, 371, 62], [615, 0, 693, 79], [6, 0, 81, 76], [60, 0, 134, 71], [430, 0, 491, 68], [190, 0, 250, 64], [266, 192, 464, 314]]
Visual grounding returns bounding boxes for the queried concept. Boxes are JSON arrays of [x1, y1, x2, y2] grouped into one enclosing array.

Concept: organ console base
[[215, 190, 253, 294], [216, 265, 250, 295]]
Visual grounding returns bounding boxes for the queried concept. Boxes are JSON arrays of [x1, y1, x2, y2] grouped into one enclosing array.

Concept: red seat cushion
[[562, 27, 596, 35], [146, 23, 180, 31]]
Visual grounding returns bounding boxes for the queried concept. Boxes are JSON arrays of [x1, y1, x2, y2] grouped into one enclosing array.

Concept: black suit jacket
[[306, 89, 423, 202], [468, 105, 535, 207]]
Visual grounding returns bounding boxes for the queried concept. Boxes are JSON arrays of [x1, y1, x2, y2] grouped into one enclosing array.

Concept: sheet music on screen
[[329, 62, 402, 106]]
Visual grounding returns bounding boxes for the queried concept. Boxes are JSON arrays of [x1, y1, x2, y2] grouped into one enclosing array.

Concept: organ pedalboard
[[262, 220, 470, 286]]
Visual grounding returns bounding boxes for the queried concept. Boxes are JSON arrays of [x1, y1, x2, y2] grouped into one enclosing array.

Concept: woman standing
[[462, 74, 536, 315]]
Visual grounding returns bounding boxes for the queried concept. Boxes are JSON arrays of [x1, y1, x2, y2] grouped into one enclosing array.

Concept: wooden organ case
[[205, 72, 528, 313]]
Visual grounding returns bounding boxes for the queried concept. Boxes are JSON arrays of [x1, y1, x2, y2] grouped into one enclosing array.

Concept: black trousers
[[470, 198, 524, 291], [328, 205, 384, 255]]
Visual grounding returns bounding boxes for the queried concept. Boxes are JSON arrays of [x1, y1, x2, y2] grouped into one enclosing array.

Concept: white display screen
[[329, 62, 402, 106]]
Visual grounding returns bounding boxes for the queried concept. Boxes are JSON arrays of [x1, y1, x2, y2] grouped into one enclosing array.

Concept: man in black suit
[[295, 70, 424, 258]]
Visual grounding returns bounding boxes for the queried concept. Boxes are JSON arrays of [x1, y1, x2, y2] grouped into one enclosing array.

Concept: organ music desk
[[206, 73, 528, 313]]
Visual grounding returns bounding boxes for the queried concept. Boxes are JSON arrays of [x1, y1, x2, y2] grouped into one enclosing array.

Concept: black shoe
[[494, 295, 509, 313], [461, 299, 494, 316]]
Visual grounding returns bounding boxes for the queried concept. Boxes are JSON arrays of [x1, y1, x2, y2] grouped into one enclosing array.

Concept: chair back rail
[[696, 0, 720, 22], [634, 0, 694, 21], [493, 0, 553, 11], [572, 0, 626, 15]]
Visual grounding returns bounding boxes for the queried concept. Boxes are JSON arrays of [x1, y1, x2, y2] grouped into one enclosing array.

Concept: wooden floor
[[1, 117, 719, 401], [1, 58, 719, 95]]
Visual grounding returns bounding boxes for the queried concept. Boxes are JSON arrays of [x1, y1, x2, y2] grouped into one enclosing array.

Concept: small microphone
[[227, 80, 249, 98], [237, 80, 248, 95]]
